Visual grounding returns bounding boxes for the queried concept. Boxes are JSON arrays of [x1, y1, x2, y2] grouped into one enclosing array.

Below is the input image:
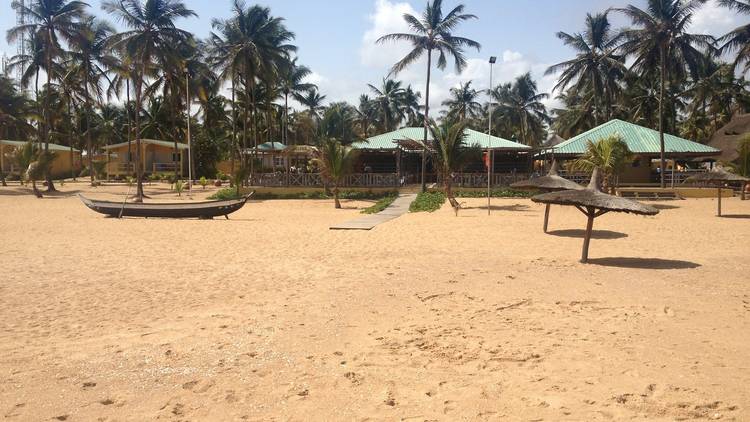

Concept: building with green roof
[[353, 127, 532, 183], [547, 120, 721, 184]]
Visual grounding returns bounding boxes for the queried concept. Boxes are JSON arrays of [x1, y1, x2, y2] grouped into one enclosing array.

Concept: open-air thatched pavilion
[[686, 168, 750, 216]]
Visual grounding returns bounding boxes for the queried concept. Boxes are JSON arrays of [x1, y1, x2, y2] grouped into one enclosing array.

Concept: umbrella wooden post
[[581, 207, 595, 264], [717, 187, 722, 217], [543, 203, 551, 233]]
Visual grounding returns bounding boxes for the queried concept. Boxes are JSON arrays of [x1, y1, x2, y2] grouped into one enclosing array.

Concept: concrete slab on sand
[[330, 193, 416, 230]]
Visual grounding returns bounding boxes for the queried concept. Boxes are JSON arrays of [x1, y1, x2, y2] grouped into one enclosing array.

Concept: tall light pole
[[487, 56, 496, 215], [185, 66, 193, 196]]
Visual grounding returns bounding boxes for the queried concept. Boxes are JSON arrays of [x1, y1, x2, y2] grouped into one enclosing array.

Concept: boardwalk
[[329, 193, 416, 230]]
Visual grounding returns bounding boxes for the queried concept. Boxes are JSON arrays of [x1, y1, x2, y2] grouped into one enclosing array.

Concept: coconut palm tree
[[314, 137, 357, 208], [377, 0, 480, 191], [367, 78, 405, 132], [718, 0, 750, 72], [295, 88, 326, 123], [101, 0, 196, 202], [491, 73, 550, 147], [574, 135, 632, 191], [429, 121, 480, 200], [402, 85, 423, 126], [68, 14, 115, 185], [279, 58, 315, 145], [614, 0, 714, 188], [546, 12, 626, 124], [7, 33, 47, 147], [319, 102, 357, 144], [354, 94, 377, 138], [442, 80, 482, 122], [8, 0, 89, 191]]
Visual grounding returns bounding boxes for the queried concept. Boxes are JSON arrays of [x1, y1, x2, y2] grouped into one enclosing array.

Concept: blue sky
[[0, 0, 743, 110]]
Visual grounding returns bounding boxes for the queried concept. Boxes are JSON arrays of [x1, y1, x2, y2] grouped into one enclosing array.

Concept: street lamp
[[184, 66, 192, 196], [487, 56, 496, 215]]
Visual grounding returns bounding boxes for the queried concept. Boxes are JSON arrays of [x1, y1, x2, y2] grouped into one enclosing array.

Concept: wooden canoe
[[79, 192, 253, 219]]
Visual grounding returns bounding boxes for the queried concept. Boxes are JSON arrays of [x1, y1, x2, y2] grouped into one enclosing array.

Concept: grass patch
[[409, 191, 446, 213], [455, 188, 532, 198], [361, 195, 398, 214]]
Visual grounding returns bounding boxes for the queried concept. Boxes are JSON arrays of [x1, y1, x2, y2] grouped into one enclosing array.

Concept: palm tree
[[102, 0, 196, 202], [279, 58, 315, 145], [314, 137, 357, 208], [208, 2, 295, 175], [615, 0, 714, 188], [718, 0, 750, 72], [319, 102, 357, 144], [402, 85, 423, 126], [442, 81, 482, 122], [551, 92, 597, 138], [367, 78, 405, 132], [8, 0, 89, 191], [429, 121, 479, 200], [354, 94, 377, 138], [7, 32, 47, 147], [491, 73, 550, 147], [546, 12, 626, 124], [574, 135, 632, 191], [377, 0, 480, 191], [295, 88, 326, 123], [68, 14, 115, 185]]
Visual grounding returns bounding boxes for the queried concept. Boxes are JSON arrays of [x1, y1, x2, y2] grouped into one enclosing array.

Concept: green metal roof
[[354, 127, 531, 151], [256, 141, 286, 151], [551, 120, 721, 157], [102, 139, 189, 150], [1, 140, 79, 152]]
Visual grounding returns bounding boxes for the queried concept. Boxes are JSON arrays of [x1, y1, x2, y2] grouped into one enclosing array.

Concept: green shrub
[[199, 176, 208, 189], [208, 187, 244, 200], [174, 180, 184, 196], [361, 195, 397, 214], [409, 191, 446, 213]]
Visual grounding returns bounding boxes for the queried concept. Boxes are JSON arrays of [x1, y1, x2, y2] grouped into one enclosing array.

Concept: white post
[[185, 67, 192, 196], [487, 56, 496, 216]]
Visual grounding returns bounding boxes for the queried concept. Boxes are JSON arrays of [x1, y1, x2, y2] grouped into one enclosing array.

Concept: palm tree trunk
[[44, 41, 55, 192], [85, 63, 94, 186], [126, 78, 132, 175], [333, 185, 341, 209], [231, 73, 236, 180], [250, 75, 258, 176], [133, 64, 145, 202], [659, 46, 667, 189], [284, 92, 289, 145], [421, 49, 432, 193]]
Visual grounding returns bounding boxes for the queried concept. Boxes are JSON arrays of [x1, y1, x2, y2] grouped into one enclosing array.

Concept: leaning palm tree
[[377, 0, 480, 191], [442, 80, 482, 122], [614, 0, 714, 188], [546, 12, 626, 124], [295, 88, 326, 123], [573, 135, 632, 192], [313, 137, 357, 209], [429, 121, 479, 200], [8, 0, 89, 191], [279, 58, 315, 145], [718, 0, 750, 72], [102, 0, 196, 202]]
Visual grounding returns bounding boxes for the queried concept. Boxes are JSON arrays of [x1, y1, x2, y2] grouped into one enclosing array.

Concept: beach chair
[[448, 196, 463, 216]]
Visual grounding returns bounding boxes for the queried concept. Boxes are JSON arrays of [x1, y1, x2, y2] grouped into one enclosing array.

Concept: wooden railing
[[446, 172, 530, 188], [107, 162, 135, 175], [152, 162, 180, 174], [249, 172, 532, 188]]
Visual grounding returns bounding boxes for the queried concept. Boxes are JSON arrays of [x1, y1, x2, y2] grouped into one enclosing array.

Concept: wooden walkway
[[329, 194, 416, 230]]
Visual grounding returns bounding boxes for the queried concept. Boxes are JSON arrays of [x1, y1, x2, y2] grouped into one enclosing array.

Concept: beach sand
[[0, 182, 748, 421]]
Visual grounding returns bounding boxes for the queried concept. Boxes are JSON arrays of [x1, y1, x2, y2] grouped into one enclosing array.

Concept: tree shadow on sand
[[652, 203, 680, 210], [548, 229, 628, 240], [587, 257, 701, 269], [720, 214, 750, 219]]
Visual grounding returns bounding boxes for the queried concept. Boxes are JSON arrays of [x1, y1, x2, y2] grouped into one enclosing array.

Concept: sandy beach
[[0, 182, 748, 421]]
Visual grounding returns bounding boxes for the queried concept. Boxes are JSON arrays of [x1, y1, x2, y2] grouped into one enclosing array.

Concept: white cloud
[[690, 0, 740, 36], [360, 0, 418, 69]]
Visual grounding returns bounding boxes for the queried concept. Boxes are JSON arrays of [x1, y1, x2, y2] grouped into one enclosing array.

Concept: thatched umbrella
[[511, 161, 584, 232], [685, 168, 749, 216], [532, 168, 659, 263]]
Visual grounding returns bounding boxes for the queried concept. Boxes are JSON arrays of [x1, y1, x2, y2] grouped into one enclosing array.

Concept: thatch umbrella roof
[[511, 161, 583, 191], [511, 161, 584, 232], [685, 167, 749, 183], [531, 168, 659, 263], [685, 167, 748, 217]]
